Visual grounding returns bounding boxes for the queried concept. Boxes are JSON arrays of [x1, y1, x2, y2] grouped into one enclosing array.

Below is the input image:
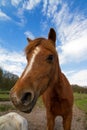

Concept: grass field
[[74, 93, 87, 113], [0, 91, 87, 113], [0, 92, 10, 101], [0, 104, 15, 112], [0, 94, 9, 101]]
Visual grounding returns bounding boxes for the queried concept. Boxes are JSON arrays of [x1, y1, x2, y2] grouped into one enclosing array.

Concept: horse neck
[[49, 60, 64, 96]]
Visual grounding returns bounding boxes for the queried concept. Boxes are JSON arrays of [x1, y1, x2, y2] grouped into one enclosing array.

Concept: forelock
[[25, 38, 57, 56], [25, 38, 45, 55]]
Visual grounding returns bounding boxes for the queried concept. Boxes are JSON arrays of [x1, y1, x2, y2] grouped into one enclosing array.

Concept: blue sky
[[0, 0, 87, 86]]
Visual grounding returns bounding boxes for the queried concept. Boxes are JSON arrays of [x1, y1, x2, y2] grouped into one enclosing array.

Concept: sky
[[0, 0, 87, 86]]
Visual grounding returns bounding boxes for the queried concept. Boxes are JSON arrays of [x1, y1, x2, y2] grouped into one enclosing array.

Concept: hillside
[[72, 84, 87, 93]]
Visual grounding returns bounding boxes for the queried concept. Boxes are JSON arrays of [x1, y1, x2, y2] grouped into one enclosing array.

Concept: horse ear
[[48, 28, 56, 46], [27, 38, 32, 43]]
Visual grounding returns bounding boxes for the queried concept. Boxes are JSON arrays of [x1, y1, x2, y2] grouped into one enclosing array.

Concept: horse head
[[10, 28, 60, 113]]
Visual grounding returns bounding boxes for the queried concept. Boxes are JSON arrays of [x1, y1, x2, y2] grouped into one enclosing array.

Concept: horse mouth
[[19, 95, 38, 113]]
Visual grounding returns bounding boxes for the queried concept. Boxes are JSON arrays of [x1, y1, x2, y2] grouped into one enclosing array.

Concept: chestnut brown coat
[[10, 28, 73, 130]]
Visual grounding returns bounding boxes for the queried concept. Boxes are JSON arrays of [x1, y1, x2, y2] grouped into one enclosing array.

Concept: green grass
[[0, 90, 9, 94], [0, 93, 10, 101], [74, 93, 87, 113], [0, 91, 87, 113], [0, 90, 10, 101], [36, 97, 44, 108], [0, 104, 15, 112], [37, 93, 87, 112]]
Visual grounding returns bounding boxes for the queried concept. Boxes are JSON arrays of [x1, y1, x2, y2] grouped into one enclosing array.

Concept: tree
[[0, 68, 19, 91], [0, 68, 3, 89]]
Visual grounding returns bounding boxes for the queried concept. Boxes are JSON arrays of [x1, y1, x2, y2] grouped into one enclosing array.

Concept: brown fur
[[10, 28, 73, 130]]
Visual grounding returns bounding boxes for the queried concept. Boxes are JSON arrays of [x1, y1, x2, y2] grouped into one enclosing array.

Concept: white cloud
[[24, 31, 35, 39], [0, 0, 6, 6], [23, 0, 41, 10], [0, 46, 26, 76], [42, 0, 61, 16], [68, 69, 87, 86], [40, 20, 48, 32], [0, 9, 11, 21], [47, 2, 87, 64], [52, 3, 84, 43], [42, 1, 87, 64], [11, 0, 22, 7], [15, 17, 26, 27], [59, 32, 87, 64], [42, 1, 87, 86], [47, 0, 61, 17], [42, 0, 48, 14]]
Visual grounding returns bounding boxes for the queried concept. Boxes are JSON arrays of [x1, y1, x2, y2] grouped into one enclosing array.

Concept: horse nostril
[[21, 92, 32, 105]]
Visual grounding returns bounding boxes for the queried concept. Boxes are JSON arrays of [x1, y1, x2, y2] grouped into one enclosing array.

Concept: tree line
[[0, 68, 18, 91], [72, 84, 87, 93], [0, 67, 87, 93]]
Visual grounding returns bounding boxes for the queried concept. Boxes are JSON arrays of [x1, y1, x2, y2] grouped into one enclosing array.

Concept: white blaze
[[22, 47, 40, 79]]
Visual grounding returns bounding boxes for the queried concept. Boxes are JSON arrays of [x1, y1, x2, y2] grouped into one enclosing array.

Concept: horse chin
[[21, 106, 33, 113]]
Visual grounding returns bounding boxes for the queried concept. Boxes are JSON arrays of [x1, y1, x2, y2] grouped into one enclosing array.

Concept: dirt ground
[[0, 102, 86, 130]]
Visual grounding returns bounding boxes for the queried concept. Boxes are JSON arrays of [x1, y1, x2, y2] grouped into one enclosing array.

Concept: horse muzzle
[[10, 89, 39, 113]]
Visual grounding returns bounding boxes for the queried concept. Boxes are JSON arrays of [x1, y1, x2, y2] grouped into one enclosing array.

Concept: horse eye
[[46, 55, 54, 63]]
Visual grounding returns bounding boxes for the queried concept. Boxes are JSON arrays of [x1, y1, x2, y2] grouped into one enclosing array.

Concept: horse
[[10, 28, 73, 130], [0, 112, 28, 130]]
